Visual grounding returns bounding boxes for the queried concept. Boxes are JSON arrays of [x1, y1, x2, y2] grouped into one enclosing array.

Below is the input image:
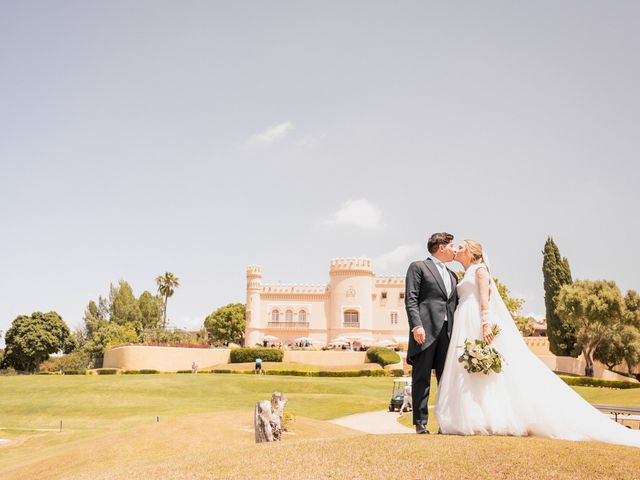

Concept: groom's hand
[[413, 327, 426, 345]]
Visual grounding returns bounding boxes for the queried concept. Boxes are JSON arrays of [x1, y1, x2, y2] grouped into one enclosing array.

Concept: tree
[[83, 297, 109, 337], [84, 322, 139, 364], [494, 277, 525, 318], [542, 237, 577, 356], [515, 316, 536, 337], [556, 280, 624, 377], [156, 272, 180, 329], [594, 328, 626, 370], [110, 281, 143, 332], [138, 291, 163, 330], [1, 312, 73, 372], [620, 327, 640, 374], [623, 290, 640, 328], [204, 303, 246, 345]]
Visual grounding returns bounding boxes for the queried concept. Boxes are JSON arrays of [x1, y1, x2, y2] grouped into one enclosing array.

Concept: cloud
[[373, 244, 422, 271], [324, 198, 386, 229], [250, 122, 295, 144], [296, 133, 326, 149]]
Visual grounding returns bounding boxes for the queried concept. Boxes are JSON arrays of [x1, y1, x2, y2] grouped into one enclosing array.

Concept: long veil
[[478, 250, 640, 448]]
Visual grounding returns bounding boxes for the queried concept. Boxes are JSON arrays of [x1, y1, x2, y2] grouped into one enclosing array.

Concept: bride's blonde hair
[[463, 239, 484, 263]]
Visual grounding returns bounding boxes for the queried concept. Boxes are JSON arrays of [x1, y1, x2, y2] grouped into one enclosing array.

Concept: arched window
[[390, 312, 398, 325], [344, 310, 359, 326], [271, 310, 280, 322], [299, 310, 307, 323], [285, 310, 293, 322]]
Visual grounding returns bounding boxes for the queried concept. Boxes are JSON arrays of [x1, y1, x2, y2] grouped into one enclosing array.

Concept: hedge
[[96, 368, 119, 375], [213, 368, 391, 377], [366, 347, 401, 367], [229, 347, 284, 363], [265, 370, 317, 377], [63, 370, 86, 375], [560, 375, 640, 389]]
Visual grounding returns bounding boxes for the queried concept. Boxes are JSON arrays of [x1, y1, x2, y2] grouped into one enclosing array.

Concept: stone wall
[[103, 346, 230, 371]]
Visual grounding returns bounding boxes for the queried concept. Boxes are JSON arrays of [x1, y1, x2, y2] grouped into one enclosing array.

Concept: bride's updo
[[463, 240, 484, 264]]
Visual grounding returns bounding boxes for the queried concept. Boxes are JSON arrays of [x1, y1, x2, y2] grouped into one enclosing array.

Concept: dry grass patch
[[0, 411, 358, 480]]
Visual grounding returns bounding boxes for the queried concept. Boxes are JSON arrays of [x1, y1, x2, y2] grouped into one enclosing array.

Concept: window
[[271, 310, 280, 322], [285, 310, 293, 322], [399, 292, 405, 300], [381, 291, 387, 300], [390, 312, 398, 325], [344, 310, 359, 326], [299, 310, 307, 323]]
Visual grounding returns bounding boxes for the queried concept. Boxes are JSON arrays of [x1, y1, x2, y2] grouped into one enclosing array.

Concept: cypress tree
[[543, 237, 577, 356]]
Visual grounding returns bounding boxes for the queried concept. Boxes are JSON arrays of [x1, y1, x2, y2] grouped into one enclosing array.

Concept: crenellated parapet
[[246, 265, 263, 291], [246, 265, 262, 276], [262, 284, 329, 295], [374, 275, 405, 287], [329, 258, 373, 276]]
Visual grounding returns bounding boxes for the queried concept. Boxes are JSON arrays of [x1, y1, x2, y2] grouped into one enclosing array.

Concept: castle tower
[[245, 265, 263, 346], [328, 258, 374, 340]]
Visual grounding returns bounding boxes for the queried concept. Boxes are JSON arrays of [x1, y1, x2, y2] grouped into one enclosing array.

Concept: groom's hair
[[428, 232, 454, 254]]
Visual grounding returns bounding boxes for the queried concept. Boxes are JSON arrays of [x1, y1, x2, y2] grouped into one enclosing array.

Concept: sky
[[1, 1, 639, 344]]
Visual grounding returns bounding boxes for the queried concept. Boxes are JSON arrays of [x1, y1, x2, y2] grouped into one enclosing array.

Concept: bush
[[229, 347, 284, 363], [390, 369, 405, 377], [139, 369, 159, 374], [96, 368, 119, 375], [265, 370, 318, 377], [63, 370, 86, 375], [559, 375, 640, 389], [318, 370, 386, 377], [366, 347, 401, 367], [213, 369, 232, 374], [123, 370, 139, 375]]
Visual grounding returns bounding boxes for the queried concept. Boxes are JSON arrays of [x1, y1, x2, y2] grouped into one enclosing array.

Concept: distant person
[[400, 383, 412, 414], [255, 357, 263, 374], [191, 361, 198, 374]]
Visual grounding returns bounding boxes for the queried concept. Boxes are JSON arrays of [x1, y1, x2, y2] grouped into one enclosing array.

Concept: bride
[[435, 240, 640, 448]]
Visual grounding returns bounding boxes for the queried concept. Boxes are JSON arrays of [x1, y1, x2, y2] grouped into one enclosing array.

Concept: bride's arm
[[475, 266, 495, 343]]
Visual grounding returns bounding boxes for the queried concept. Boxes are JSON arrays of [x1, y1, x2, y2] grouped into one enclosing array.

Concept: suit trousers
[[411, 321, 450, 426]]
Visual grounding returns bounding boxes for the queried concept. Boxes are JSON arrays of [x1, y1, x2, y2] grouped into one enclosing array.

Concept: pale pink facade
[[245, 259, 409, 347]]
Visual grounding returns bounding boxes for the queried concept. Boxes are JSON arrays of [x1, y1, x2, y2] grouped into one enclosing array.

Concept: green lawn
[[0, 374, 392, 432], [0, 374, 638, 480]]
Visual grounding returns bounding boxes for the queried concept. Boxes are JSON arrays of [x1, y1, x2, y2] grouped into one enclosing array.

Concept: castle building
[[245, 258, 409, 347]]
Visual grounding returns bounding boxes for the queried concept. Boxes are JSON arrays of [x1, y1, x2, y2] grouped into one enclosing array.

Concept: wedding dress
[[435, 262, 640, 448]]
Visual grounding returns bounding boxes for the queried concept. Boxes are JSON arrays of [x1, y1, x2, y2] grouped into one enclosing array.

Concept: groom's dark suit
[[405, 258, 459, 427]]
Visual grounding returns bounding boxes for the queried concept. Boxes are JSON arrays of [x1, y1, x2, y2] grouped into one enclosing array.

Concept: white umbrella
[[376, 339, 397, 347], [332, 336, 348, 343], [393, 335, 409, 344], [295, 336, 311, 343], [263, 335, 279, 341]]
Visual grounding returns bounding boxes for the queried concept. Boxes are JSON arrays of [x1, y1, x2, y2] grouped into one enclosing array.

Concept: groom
[[405, 232, 459, 434]]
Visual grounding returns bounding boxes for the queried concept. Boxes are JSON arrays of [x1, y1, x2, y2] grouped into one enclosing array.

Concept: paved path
[[330, 410, 414, 434]]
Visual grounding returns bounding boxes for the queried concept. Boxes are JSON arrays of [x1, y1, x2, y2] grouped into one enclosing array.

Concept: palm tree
[[156, 272, 180, 329]]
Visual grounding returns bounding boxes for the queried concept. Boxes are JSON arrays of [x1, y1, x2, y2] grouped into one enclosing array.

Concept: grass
[[0, 374, 638, 479]]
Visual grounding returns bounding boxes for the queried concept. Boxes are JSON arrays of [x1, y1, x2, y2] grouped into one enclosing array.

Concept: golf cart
[[389, 377, 412, 412]]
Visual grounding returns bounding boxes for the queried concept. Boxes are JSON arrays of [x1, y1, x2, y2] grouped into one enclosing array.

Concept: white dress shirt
[[428, 255, 452, 297]]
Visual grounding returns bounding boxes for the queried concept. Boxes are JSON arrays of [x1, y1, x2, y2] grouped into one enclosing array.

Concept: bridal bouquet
[[457, 324, 504, 375]]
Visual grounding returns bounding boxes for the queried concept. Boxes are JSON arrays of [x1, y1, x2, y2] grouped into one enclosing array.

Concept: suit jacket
[[404, 258, 459, 364]]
